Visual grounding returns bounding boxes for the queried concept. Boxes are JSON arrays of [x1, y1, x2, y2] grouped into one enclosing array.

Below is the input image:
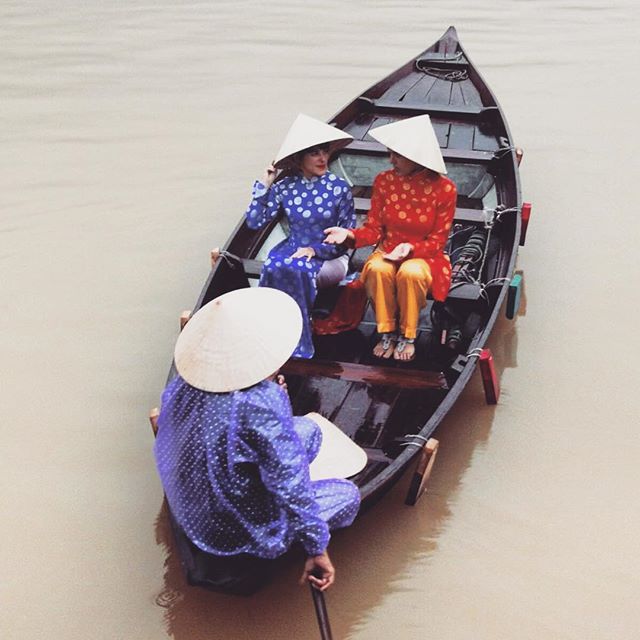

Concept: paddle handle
[[309, 583, 333, 640]]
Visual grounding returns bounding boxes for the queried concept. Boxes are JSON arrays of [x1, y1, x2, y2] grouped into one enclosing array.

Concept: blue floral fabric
[[154, 376, 360, 559], [245, 172, 356, 358]]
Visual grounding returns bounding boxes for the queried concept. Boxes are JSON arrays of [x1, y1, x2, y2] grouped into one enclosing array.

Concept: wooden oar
[[309, 583, 333, 640]]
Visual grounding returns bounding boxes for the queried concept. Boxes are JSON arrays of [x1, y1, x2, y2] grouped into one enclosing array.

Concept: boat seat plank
[[331, 383, 399, 442], [352, 198, 486, 223], [349, 245, 374, 272], [425, 78, 455, 106], [453, 208, 486, 223], [241, 258, 483, 301], [378, 71, 425, 102], [288, 376, 353, 423], [473, 126, 500, 152], [448, 122, 475, 150], [344, 119, 375, 142], [370, 98, 483, 117], [281, 359, 449, 391], [449, 83, 467, 107], [353, 196, 370, 211], [401, 74, 438, 103], [366, 115, 395, 137], [460, 79, 483, 107], [433, 122, 451, 147], [240, 258, 263, 277], [345, 139, 494, 163]]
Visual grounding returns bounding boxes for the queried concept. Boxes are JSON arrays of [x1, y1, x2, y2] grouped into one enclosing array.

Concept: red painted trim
[[520, 202, 532, 246], [479, 348, 500, 404]]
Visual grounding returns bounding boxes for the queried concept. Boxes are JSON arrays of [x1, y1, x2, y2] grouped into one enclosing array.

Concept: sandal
[[394, 336, 416, 362], [373, 332, 397, 359]]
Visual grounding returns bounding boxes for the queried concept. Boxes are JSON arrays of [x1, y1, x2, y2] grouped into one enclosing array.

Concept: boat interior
[[159, 28, 522, 593], [203, 151, 516, 488], [195, 32, 519, 489]]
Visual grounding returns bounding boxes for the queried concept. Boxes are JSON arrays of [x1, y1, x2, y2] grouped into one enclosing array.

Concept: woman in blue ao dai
[[245, 119, 356, 359]]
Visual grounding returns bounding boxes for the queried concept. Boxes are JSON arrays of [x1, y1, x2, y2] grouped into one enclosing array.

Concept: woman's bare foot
[[394, 336, 415, 361], [373, 333, 396, 359]]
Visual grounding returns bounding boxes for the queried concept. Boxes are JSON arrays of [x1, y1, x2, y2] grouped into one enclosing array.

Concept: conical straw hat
[[307, 413, 368, 481], [273, 113, 353, 168], [174, 287, 302, 393], [368, 114, 447, 174]]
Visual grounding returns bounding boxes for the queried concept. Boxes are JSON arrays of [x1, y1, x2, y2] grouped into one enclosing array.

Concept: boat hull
[[162, 26, 523, 593]]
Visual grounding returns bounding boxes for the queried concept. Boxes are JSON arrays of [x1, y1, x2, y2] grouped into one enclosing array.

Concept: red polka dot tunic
[[351, 169, 457, 301]]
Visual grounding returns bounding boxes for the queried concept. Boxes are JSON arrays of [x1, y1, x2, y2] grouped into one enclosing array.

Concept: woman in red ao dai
[[324, 115, 456, 362]]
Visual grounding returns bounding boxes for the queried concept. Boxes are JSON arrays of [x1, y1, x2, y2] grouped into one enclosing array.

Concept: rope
[[399, 434, 430, 449], [493, 145, 516, 158], [484, 277, 511, 287], [220, 250, 242, 269], [448, 205, 519, 303], [418, 67, 468, 82], [336, 156, 354, 187], [403, 434, 429, 443], [415, 52, 465, 75]]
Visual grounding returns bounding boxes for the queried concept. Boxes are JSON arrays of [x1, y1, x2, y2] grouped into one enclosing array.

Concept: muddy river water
[[2, 1, 639, 638]]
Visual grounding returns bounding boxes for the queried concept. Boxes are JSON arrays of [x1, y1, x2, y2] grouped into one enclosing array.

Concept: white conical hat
[[174, 287, 302, 393], [273, 113, 353, 168], [369, 114, 447, 174], [307, 413, 368, 481]]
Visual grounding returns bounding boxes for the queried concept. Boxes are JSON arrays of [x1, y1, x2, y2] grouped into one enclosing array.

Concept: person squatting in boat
[[244, 114, 356, 359], [324, 115, 457, 362], [154, 288, 360, 590]]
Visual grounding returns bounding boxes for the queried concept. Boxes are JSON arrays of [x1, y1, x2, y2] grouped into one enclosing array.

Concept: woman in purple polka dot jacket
[[154, 288, 360, 591], [245, 114, 356, 359]]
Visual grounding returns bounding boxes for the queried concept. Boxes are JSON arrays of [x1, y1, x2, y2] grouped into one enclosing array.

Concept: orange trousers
[[360, 251, 433, 339]]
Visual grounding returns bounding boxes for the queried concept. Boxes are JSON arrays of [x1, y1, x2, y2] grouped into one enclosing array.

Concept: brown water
[[2, 1, 639, 638]]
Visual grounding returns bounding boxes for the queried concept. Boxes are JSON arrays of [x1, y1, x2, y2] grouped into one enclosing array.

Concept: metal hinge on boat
[[449, 353, 469, 375], [448, 348, 500, 404]]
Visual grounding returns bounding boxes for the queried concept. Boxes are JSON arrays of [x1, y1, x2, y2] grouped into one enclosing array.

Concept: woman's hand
[[324, 227, 354, 245], [275, 374, 288, 392], [261, 163, 278, 188], [290, 246, 316, 261], [383, 242, 414, 262], [300, 551, 335, 591]]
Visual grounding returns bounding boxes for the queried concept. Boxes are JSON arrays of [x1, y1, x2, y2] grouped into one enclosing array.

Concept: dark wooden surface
[[173, 26, 523, 593], [281, 359, 448, 390]]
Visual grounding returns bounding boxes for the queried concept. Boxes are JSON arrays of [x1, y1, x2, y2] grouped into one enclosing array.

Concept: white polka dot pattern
[[154, 377, 360, 559], [244, 173, 356, 358]]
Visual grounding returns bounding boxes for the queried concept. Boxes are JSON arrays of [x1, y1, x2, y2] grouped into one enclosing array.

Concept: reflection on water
[[2, 1, 640, 638], [152, 365, 498, 640]]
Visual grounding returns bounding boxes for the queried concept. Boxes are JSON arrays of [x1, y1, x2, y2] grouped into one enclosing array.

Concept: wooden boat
[[153, 26, 530, 595]]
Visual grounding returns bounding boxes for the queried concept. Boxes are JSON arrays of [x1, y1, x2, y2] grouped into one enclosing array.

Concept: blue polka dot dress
[[154, 376, 361, 559], [245, 172, 356, 358]]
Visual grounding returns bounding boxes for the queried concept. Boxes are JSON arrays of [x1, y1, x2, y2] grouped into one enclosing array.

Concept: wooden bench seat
[[346, 139, 495, 163], [281, 358, 449, 390], [372, 98, 483, 117], [239, 258, 482, 302], [353, 196, 486, 223]]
